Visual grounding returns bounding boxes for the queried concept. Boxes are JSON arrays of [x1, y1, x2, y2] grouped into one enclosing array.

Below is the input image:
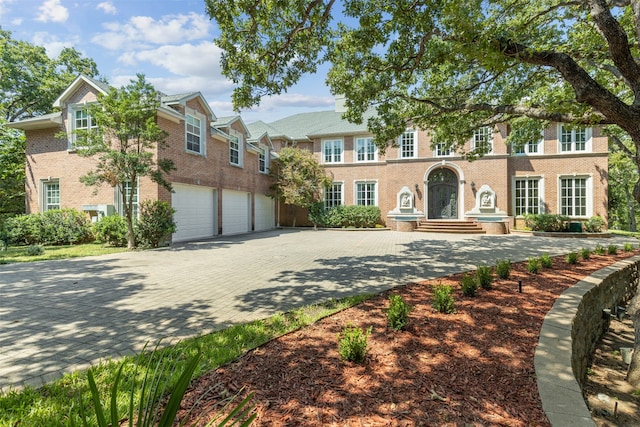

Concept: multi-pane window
[[74, 109, 97, 132], [230, 134, 240, 165], [399, 131, 416, 158], [43, 181, 60, 211], [258, 148, 267, 173], [472, 127, 493, 154], [356, 137, 377, 162], [560, 126, 588, 152], [186, 114, 202, 154], [514, 178, 540, 216], [117, 181, 139, 218], [324, 182, 343, 209], [323, 139, 343, 163], [435, 142, 452, 157], [356, 182, 377, 206], [560, 177, 587, 217], [513, 140, 541, 155]]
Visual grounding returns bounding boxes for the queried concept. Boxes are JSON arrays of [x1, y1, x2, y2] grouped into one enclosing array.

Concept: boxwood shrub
[[523, 214, 570, 232], [7, 209, 93, 246], [312, 205, 382, 228]]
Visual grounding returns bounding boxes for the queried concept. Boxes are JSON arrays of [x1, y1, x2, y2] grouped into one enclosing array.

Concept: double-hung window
[[43, 180, 60, 211], [229, 131, 243, 167], [399, 131, 416, 158], [560, 177, 589, 217], [434, 142, 452, 157], [355, 181, 377, 206], [514, 178, 541, 216], [472, 127, 493, 154], [559, 125, 590, 153], [258, 147, 267, 173], [186, 113, 204, 155], [355, 137, 377, 162], [323, 139, 343, 163], [116, 181, 139, 219], [324, 182, 343, 209], [69, 105, 98, 149]]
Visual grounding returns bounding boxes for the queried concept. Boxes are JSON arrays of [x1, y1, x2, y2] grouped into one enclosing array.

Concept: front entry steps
[[416, 219, 486, 234]]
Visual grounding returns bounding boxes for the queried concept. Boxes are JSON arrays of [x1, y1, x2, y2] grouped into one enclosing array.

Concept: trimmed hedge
[[6, 209, 93, 246], [311, 204, 382, 228], [523, 213, 570, 232]]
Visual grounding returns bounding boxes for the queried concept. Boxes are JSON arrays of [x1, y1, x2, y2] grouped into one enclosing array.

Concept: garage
[[222, 189, 251, 235], [172, 184, 217, 242], [254, 194, 275, 231]]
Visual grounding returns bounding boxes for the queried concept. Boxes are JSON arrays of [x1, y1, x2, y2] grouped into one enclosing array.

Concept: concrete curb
[[535, 255, 640, 426]]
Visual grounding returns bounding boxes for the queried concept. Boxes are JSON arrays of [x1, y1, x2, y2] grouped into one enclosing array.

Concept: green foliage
[[594, 244, 607, 255], [527, 257, 541, 274], [93, 215, 129, 247], [321, 205, 382, 228], [565, 252, 579, 265], [136, 200, 176, 248], [607, 244, 618, 255], [268, 146, 331, 210], [432, 284, 455, 314], [460, 273, 478, 297], [476, 265, 493, 290], [338, 324, 371, 363], [580, 247, 591, 260], [26, 244, 44, 256], [583, 216, 606, 233], [6, 210, 93, 246], [539, 253, 553, 268], [0, 125, 26, 218], [386, 294, 413, 331], [495, 259, 511, 279], [523, 214, 570, 232], [624, 242, 634, 252], [608, 148, 640, 231]]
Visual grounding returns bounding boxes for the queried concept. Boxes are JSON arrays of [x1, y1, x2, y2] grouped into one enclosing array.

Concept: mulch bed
[[177, 250, 639, 426]]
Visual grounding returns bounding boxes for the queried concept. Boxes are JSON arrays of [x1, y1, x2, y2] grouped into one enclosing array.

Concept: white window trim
[[185, 110, 206, 156], [229, 129, 244, 167], [511, 175, 545, 217], [41, 179, 60, 212], [322, 139, 344, 164], [472, 126, 494, 154], [433, 142, 454, 158], [355, 136, 378, 162], [512, 138, 543, 156], [324, 181, 344, 209], [258, 146, 269, 174], [398, 130, 417, 159], [557, 174, 593, 218], [557, 124, 592, 153], [354, 180, 378, 206], [67, 102, 98, 150], [115, 179, 140, 218]]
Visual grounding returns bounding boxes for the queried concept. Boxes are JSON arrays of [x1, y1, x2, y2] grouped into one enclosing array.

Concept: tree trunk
[[627, 285, 640, 387]]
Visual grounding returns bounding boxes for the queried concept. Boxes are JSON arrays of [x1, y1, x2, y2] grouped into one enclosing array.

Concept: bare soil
[[177, 250, 640, 426]]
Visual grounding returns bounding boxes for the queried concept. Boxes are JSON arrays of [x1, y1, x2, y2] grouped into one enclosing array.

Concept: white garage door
[[222, 190, 250, 235], [254, 194, 275, 231], [172, 184, 216, 242]]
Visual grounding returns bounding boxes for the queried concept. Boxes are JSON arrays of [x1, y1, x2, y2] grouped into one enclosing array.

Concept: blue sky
[[0, 0, 335, 123]]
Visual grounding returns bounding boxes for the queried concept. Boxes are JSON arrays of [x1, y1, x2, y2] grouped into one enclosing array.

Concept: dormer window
[[185, 112, 206, 155], [259, 147, 268, 173], [68, 104, 98, 149], [229, 130, 244, 167]]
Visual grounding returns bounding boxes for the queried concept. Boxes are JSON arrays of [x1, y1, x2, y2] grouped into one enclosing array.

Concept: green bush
[[540, 253, 553, 268], [386, 294, 413, 331], [136, 200, 176, 248], [624, 243, 634, 252], [523, 213, 570, 232], [583, 216, 605, 233], [26, 244, 45, 256], [580, 247, 591, 260], [565, 252, 579, 264], [432, 284, 455, 314], [527, 257, 541, 274], [307, 201, 326, 227], [607, 244, 618, 255], [495, 259, 511, 279], [594, 244, 606, 255], [476, 265, 493, 290], [322, 205, 381, 228], [93, 215, 128, 247], [338, 324, 371, 363], [460, 273, 478, 297], [6, 209, 93, 246]]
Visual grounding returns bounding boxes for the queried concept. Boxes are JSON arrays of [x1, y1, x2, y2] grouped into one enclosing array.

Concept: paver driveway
[[0, 228, 634, 391]]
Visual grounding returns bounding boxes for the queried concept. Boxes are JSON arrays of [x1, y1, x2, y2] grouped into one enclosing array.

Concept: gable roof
[[263, 109, 375, 140], [161, 92, 216, 121], [213, 115, 250, 135], [53, 75, 110, 108]]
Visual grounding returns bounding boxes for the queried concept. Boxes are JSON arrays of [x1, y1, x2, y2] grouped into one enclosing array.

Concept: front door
[[428, 168, 458, 219]]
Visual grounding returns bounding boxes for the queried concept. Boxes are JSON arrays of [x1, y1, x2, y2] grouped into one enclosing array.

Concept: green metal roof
[[261, 109, 376, 140]]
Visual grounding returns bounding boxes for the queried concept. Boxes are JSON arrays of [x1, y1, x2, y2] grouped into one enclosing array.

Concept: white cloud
[[32, 31, 80, 58], [97, 1, 116, 15], [0, 0, 15, 17], [36, 0, 69, 23], [11, 17, 23, 25], [92, 12, 211, 50], [126, 42, 223, 77]]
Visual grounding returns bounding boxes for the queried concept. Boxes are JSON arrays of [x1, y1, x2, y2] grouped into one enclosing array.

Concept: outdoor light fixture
[[471, 181, 476, 190], [415, 183, 419, 190]]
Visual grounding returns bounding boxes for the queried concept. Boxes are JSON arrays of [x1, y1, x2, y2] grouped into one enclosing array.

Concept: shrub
[[594, 244, 606, 255], [6, 214, 41, 245], [136, 200, 176, 248], [527, 257, 541, 274], [460, 273, 478, 297], [307, 201, 326, 228], [565, 252, 578, 264], [607, 244, 618, 255], [323, 205, 381, 228], [624, 243, 634, 252], [386, 294, 413, 331], [26, 244, 45, 256], [583, 216, 605, 233], [6, 210, 93, 246], [338, 324, 371, 363], [476, 265, 493, 290], [432, 284, 456, 314], [523, 213, 570, 232], [495, 259, 511, 279], [540, 253, 553, 268], [580, 247, 591, 260], [93, 215, 128, 247]]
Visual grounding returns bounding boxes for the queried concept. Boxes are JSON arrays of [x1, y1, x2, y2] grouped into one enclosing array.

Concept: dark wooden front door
[[428, 168, 458, 219]]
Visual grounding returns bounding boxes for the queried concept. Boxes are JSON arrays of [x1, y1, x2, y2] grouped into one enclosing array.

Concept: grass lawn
[[0, 243, 127, 264]]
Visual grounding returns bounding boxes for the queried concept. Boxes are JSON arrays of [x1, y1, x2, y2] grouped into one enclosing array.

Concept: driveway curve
[[0, 229, 634, 390]]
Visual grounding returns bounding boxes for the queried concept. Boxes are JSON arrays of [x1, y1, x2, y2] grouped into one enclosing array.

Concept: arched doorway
[[428, 168, 459, 219]]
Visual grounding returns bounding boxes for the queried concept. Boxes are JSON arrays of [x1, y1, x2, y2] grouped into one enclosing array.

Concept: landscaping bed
[[177, 250, 639, 426]]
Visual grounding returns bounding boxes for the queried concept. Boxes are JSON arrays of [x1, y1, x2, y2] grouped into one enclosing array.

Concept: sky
[[0, 0, 336, 123]]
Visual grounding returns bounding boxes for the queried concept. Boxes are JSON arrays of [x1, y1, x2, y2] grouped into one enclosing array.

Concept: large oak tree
[[206, 0, 640, 386]]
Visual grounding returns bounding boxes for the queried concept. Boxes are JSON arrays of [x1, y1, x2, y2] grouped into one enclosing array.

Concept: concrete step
[[416, 220, 486, 234]]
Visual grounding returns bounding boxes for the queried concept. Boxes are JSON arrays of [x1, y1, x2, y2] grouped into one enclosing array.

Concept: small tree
[[268, 146, 331, 227], [73, 74, 175, 249]]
